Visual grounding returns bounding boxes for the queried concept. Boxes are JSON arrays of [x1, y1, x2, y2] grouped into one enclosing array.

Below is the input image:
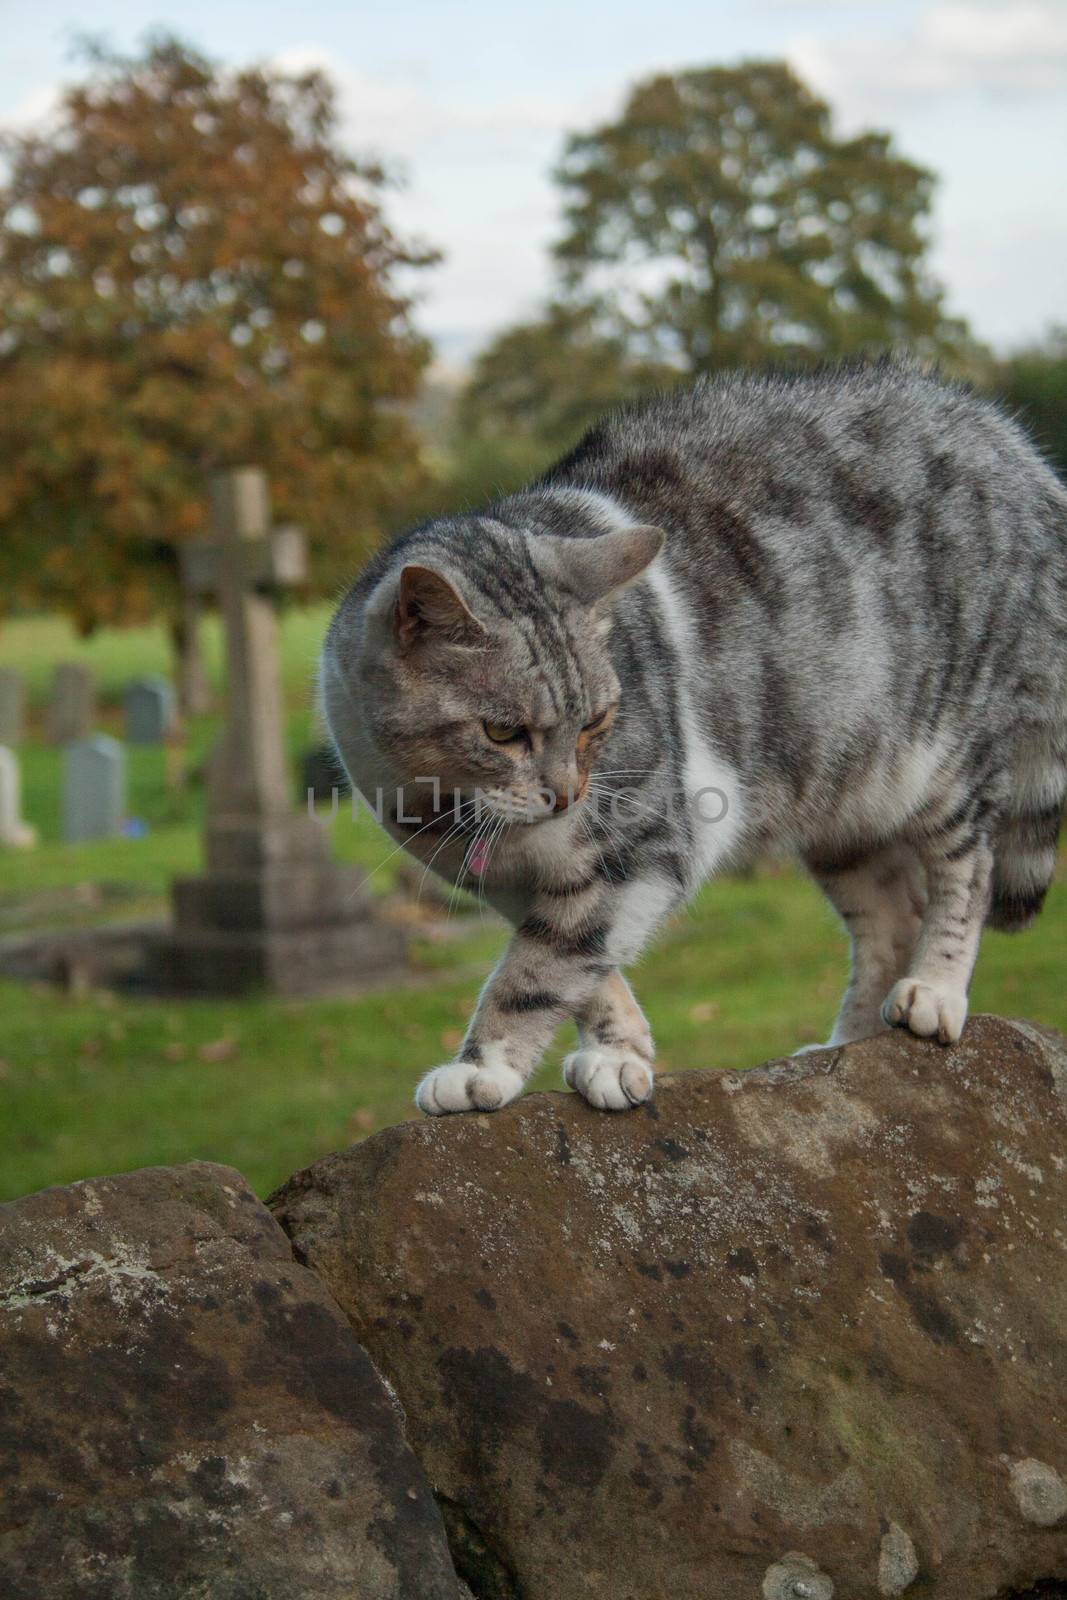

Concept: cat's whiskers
[[477, 813, 510, 919], [416, 800, 480, 904], [356, 804, 468, 900], [448, 808, 497, 921], [586, 781, 674, 830]]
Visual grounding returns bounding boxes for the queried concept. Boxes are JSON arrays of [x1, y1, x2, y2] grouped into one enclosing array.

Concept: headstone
[[47, 663, 95, 745], [0, 669, 24, 747], [0, 746, 36, 849], [151, 467, 406, 996], [63, 736, 125, 843], [302, 742, 350, 805], [124, 674, 176, 744]]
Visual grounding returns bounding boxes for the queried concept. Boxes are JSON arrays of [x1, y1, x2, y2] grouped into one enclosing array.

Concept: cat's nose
[[550, 773, 588, 813]]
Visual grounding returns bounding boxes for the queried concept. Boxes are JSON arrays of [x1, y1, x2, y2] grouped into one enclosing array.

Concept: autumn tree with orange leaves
[[0, 36, 436, 694]]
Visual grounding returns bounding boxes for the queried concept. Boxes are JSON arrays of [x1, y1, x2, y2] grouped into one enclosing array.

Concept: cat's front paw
[[881, 978, 967, 1044], [563, 1047, 653, 1111], [415, 1061, 524, 1116]]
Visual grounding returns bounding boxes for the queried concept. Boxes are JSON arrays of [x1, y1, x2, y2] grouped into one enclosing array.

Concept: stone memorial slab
[[47, 663, 95, 745], [63, 736, 125, 843], [0, 746, 35, 849], [0, 669, 24, 746], [124, 674, 176, 744]]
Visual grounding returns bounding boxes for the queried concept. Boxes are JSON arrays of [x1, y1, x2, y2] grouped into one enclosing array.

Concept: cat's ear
[[395, 564, 483, 651], [541, 526, 664, 607]]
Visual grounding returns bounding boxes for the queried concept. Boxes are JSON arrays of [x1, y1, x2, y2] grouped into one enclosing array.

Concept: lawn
[[1, 608, 1065, 1204], [0, 602, 331, 711]]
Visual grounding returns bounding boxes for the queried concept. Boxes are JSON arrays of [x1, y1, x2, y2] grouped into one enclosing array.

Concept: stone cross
[[125, 676, 177, 745], [63, 736, 126, 843], [0, 669, 24, 747], [48, 664, 96, 746], [0, 745, 36, 849], [181, 469, 307, 826], [153, 466, 407, 995]]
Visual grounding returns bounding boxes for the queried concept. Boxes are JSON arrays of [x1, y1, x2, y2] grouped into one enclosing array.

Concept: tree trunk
[[170, 597, 211, 717]]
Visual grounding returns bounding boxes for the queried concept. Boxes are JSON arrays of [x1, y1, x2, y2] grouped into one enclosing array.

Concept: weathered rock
[[0, 1162, 460, 1599], [271, 1016, 1067, 1599]]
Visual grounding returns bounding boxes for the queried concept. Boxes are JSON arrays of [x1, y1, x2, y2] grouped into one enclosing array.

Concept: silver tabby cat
[[323, 362, 1067, 1116]]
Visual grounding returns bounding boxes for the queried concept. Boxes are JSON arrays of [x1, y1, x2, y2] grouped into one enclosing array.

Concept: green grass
[[2, 855, 1065, 1205], [1, 609, 1065, 1204], [0, 602, 332, 712]]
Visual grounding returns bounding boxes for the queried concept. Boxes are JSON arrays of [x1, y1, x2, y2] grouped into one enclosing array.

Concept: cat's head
[[324, 518, 662, 823]]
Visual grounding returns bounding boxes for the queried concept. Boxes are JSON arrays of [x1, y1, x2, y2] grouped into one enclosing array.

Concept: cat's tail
[[987, 752, 1065, 931]]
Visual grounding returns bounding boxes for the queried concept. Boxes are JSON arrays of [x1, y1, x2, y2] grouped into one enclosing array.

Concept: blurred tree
[[0, 35, 436, 704], [555, 61, 968, 369], [457, 62, 975, 461], [457, 302, 676, 455], [996, 329, 1067, 481]]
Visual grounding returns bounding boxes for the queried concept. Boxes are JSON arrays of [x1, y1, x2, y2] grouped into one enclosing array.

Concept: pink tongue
[[469, 839, 490, 876]]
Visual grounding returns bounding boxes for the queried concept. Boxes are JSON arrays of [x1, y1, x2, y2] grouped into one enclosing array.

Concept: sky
[[2, 0, 1065, 367]]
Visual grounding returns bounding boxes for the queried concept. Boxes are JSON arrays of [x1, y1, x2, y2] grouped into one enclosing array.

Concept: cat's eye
[[582, 709, 611, 733], [484, 720, 526, 744]]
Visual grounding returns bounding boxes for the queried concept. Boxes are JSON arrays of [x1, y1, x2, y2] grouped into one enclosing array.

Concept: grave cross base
[[152, 813, 403, 997]]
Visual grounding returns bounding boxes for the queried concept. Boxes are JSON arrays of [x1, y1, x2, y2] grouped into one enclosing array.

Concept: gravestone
[[63, 736, 125, 843], [124, 675, 176, 744], [0, 670, 24, 747], [0, 747, 35, 849], [151, 467, 405, 996], [47, 663, 95, 746]]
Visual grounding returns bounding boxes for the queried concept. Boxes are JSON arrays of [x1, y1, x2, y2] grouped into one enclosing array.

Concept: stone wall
[[3, 1016, 1066, 1597]]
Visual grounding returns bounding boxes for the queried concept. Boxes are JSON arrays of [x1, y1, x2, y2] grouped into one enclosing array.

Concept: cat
[[321, 361, 1067, 1116]]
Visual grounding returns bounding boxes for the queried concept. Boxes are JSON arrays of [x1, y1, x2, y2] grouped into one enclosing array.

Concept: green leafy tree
[[457, 301, 676, 455], [0, 35, 436, 695], [996, 329, 1067, 481], [553, 61, 969, 371]]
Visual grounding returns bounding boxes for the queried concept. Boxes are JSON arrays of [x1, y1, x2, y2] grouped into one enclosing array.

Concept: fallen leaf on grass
[[350, 1109, 376, 1132], [688, 1001, 720, 1023], [163, 1043, 188, 1064], [439, 1027, 463, 1053], [197, 1037, 239, 1063]]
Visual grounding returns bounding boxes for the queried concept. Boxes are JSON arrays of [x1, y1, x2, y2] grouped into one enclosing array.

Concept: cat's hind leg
[[564, 970, 655, 1110], [807, 841, 927, 1048], [881, 834, 993, 1045]]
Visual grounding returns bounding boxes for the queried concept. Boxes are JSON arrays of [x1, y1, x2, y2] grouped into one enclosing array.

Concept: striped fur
[[323, 361, 1067, 1112]]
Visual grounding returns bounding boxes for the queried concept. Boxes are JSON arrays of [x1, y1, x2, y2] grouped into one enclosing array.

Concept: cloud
[[789, 0, 1067, 113], [4, 81, 62, 132], [268, 45, 603, 353], [270, 45, 594, 164]]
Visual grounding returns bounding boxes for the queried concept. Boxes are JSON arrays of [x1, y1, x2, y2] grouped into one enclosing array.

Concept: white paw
[[415, 1062, 524, 1116], [563, 1047, 653, 1111], [881, 979, 967, 1044]]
